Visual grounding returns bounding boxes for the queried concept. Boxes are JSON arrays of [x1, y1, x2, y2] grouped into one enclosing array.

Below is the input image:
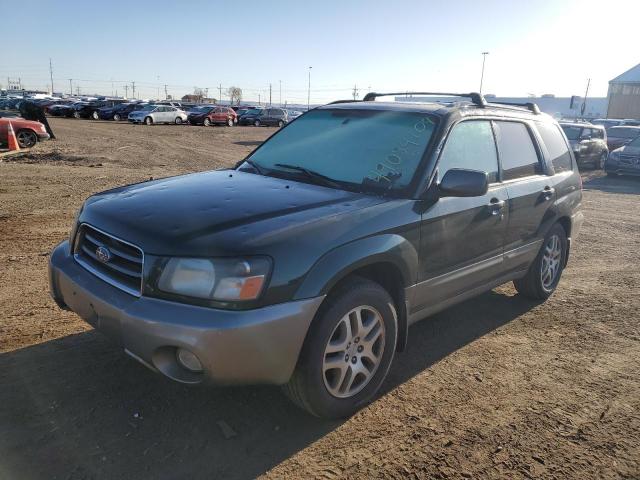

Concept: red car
[[0, 117, 50, 148], [187, 105, 237, 126]]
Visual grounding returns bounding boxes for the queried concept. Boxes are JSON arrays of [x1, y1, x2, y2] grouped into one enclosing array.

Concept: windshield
[[138, 105, 155, 111], [627, 136, 640, 148], [246, 108, 437, 192], [243, 108, 262, 115], [561, 125, 581, 140], [608, 127, 640, 139], [191, 106, 213, 112]]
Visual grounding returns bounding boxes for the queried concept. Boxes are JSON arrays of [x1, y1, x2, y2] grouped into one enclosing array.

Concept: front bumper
[[128, 117, 144, 123], [49, 241, 323, 385], [37, 132, 50, 141]]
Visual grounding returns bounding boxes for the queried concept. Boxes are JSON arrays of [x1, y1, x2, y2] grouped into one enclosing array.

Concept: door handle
[[542, 186, 555, 200], [487, 198, 505, 216]]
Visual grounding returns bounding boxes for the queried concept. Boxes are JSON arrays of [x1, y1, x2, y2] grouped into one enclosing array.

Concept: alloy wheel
[[540, 234, 562, 291], [322, 305, 385, 398], [17, 130, 37, 148]]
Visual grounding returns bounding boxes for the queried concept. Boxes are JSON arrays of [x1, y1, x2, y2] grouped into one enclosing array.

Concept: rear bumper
[[49, 241, 324, 386]]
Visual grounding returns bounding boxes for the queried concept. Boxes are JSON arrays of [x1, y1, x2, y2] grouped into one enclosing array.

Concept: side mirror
[[439, 169, 489, 197]]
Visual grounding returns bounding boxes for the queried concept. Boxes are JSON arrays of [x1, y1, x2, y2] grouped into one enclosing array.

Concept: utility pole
[[76, 86, 80, 96], [164, 84, 168, 100], [581, 78, 591, 119], [269, 83, 272, 106], [352, 84, 359, 100], [131, 81, 136, 99], [479, 51, 489, 94], [68, 78, 73, 96], [307, 66, 312, 111], [258, 93, 261, 105], [124, 84, 129, 98], [219, 84, 222, 104], [49, 58, 54, 95], [279, 80, 282, 107]]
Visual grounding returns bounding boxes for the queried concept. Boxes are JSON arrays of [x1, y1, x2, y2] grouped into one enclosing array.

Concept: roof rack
[[487, 101, 541, 115], [362, 91, 487, 107]]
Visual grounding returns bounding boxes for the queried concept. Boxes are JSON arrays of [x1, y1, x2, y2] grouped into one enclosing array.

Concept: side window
[[592, 129, 604, 139], [494, 121, 541, 180], [438, 120, 499, 183], [581, 128, 592, 139], [536, 122, 573, 173]]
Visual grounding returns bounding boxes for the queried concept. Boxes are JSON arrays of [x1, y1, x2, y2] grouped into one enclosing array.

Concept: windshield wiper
[[273, 163, 347, 189], [241, 158, 265, 175]]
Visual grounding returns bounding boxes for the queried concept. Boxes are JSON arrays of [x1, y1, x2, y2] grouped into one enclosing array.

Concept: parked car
[[48, 102, 84, 117], [187, 105, 237, 126], [606, 135, 640, 177], [0, 117, 50, 148], [128, 105, 188, 125], [254, 107, 288, 127], [74, 100, 127, 120], [605, 126, 640, 151], [98, 102, 147, 121], [49, 92, 583, 418], [559, 122, 608, 169], [237, 107, 265, 126], [287, 110, 303, 121]]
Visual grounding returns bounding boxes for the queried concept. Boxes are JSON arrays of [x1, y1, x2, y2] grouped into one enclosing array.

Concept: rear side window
[[494, 121, 540, 180], [592, 129, 604, 139], [537, 123, 573, 173], [438, 120, 499, 183]]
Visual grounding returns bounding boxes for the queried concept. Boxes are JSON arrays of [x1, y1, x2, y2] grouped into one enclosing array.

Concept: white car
[[128, 105, 188, 125]]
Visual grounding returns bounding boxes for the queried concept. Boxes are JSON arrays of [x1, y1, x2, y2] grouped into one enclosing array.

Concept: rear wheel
[[514, 223, 567, 300], [175, 117, 183, 125], [73, 111, 81, 119], [227, 118, 234, 127], [278, 120, 285, 127], [16, 129, 38, 148], [254, 119, 260, 127], [113, 113, 121, 121], [203, 118, 211, 127], [144, 116, 153, 126], [91, 110, 99, 120], [283, 277, 397, 418]]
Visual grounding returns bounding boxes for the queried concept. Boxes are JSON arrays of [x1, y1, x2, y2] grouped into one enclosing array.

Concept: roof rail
[[362, 91, 487, 107], [488, 101, 541, 115]]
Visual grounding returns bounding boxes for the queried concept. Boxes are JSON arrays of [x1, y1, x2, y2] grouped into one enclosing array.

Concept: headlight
[[69, 204, 84, 244], [157, 257, 270, 301]]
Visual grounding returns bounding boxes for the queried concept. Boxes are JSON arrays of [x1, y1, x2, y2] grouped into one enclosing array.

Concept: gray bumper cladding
[[49, 241, 324, 386]]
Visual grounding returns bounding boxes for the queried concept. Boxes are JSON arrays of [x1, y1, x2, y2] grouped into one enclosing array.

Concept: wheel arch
[[294, 234, 418, 351]]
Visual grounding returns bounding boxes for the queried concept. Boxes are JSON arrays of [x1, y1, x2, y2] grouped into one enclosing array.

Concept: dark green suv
[[49, 92, 583, 418]]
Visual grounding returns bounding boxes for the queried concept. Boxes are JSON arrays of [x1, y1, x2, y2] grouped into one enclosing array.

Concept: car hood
[[614, 144, 640, 156], [79, 170, 384, 256]]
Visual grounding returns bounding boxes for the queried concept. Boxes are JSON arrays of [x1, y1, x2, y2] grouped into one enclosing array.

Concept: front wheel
[[113, 113, 121, 121], [144, 116, 153, 126], [175, 117, 183, 125], [514, 223, 567, 300], [283, 277, 397, 418], [227, 118, 234, 127], [16, 129, 38, 148], [203, 118, 211, 127], [91, 110, 99, 120]]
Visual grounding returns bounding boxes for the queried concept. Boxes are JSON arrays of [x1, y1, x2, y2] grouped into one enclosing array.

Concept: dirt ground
[[0, 117, 639, 480]]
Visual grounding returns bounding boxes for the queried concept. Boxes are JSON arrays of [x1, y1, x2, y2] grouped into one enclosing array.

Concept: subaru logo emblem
[[95, 246, 112, 263]]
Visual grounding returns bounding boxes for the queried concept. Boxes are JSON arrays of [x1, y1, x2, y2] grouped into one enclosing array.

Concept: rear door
[[495, 120, 556, 275], [416, 119, 509, 310], [579, 127, 595, 163]]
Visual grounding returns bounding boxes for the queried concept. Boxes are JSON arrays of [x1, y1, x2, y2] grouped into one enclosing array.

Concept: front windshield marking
[[246, 108, 437, 192]]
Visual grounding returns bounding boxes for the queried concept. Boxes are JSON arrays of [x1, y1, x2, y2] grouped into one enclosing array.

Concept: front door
[[415, 119, 508, 313]]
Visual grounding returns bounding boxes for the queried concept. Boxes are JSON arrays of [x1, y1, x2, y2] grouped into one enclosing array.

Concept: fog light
[[176, 348, 203, 373]]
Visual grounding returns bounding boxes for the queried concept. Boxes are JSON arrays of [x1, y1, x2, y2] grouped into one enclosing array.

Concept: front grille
[[73, 224, 144, 296]]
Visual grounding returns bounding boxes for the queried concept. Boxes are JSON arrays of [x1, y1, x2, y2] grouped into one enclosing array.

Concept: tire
[[227, 118, 234, 127], [283, 277, 398, 418], [596, 152, 607, 170], [91, 110, 99, 120], [16, 129, 38, 148], [203, 118, 211, 127], [254, 119, 260, 127], [144, 116, 153, 126], [73, 111, 81, 119], [278, 120, 284, 127], [514, 223, 567, 300], [175, 117, 183, 125], [113, 113, 121, 121]]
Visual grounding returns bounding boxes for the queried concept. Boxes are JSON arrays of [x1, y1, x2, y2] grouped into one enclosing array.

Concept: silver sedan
[[128, 105, 188, 125]]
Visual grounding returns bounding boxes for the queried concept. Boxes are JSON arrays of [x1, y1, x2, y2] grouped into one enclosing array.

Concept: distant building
[[181, 94, 216, 103], [607, 63, 640, 120], [395, 94, 608, 119]]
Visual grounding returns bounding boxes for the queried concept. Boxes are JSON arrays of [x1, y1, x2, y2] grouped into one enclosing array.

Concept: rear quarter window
[[494, 121, 541, 180], [536, 122, 573, 173]]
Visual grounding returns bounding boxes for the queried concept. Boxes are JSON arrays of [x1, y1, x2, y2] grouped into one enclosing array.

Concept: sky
[[1, 0, 639, 104]]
